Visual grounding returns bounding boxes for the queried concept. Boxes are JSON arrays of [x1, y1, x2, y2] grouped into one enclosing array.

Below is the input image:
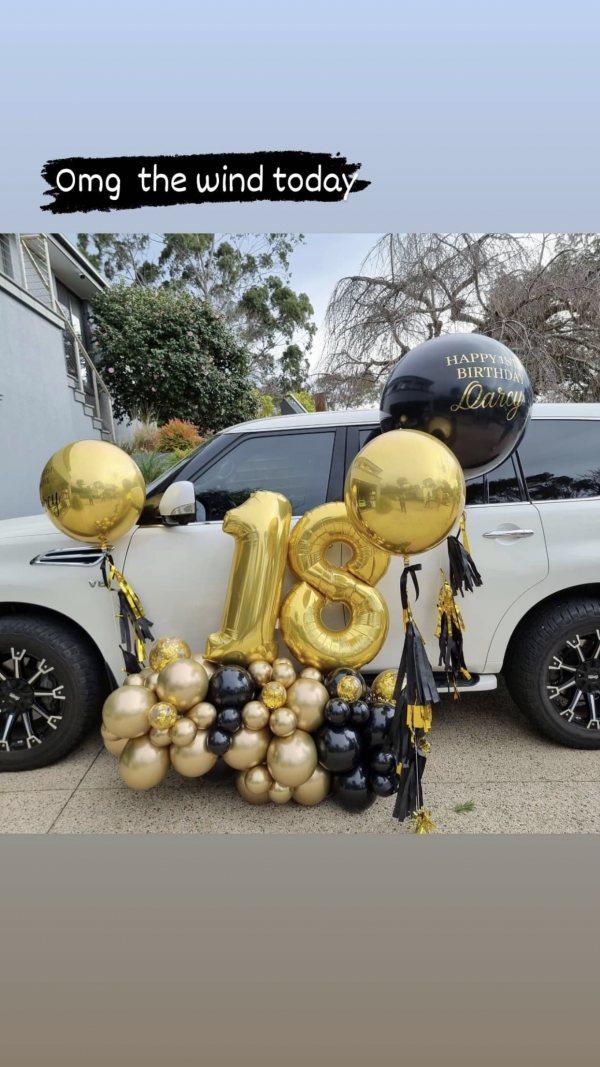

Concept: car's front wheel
[[505, 596, 600, 749], [0, 613, 107, 771]]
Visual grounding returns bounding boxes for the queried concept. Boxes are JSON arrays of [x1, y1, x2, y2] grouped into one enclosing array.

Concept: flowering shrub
[[157, 419, 202, 452]]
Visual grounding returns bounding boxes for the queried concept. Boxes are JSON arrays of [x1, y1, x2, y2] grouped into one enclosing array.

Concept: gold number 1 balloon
[[205, 491, 292, 666]]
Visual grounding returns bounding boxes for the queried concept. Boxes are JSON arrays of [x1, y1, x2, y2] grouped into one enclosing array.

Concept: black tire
[[0, 613, 107, 771], [504, 596, 600, 749]]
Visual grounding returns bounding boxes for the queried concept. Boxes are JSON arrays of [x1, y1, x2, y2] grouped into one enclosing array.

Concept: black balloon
[[349, 700, 371, 727], [217, 707, 242, 733], [207, 728, 232, 756], [370, 772, 398, 798], [363, 703, 395, 749], [324, 667, 366, 701], [202, 757, 235, 783], [380, 332, 533, 478], [208, 667, 255, 711], [324, 699, 351, 725], [316, 724, 362, 773], [332, 763, 375, 812], [369, 746, 396, 776]]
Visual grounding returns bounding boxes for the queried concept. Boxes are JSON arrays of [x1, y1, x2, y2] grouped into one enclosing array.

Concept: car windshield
[[145, 435, 222, 493]]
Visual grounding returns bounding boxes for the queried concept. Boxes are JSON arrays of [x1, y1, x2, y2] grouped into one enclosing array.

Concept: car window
[[487, 455, 521, 503], [465, 478, 485, 506], [518, 420, 600, 501], [359, 426, 381, 450], [191, 431, 336, 521]]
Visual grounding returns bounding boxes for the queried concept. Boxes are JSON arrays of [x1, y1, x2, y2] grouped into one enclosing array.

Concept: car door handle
[[483, 529, 534, 539]]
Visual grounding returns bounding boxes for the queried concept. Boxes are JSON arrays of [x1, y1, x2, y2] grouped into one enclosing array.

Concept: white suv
[[1, 402, 600, 770]]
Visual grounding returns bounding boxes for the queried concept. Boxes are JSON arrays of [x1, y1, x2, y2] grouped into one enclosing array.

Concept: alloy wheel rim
[[546, 629, 600, 731], [0, 646, 66, 752]]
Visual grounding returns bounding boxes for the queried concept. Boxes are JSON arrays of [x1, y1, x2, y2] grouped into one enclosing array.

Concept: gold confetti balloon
[[156, 658, 208, 712], [285, 677, 329, 733], [300, 667, 323, 682], [245, 765, 273, 796], [248, 660, 273, 688], [371, 670, 398, 704], [102, 685, 155, 739], [270, 708, 298, 737], [268, 781, 293, 804], [242, 701, 271, 731], [148, 701, 178, 731], [236, 770, 270, 805], [150, 636, 191, 673], [39, 440, 145, 546], [271, 658, 296, 689], [337, 675, 363, 704], [170, 730, 218, 777], [170, 717, 197, 747], [149, 728, 172, 748], [261, 681, 287, 710], [123, 674, 145, 688], [222, 726, 271, 770], [293, 765, 331, 806], [119, 735, 170, 789], [188, 702, 217, 730], [267, 730, 318, 789]]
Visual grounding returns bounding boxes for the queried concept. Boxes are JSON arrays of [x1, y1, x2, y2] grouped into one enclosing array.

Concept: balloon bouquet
[[40, 334, 533, 830]]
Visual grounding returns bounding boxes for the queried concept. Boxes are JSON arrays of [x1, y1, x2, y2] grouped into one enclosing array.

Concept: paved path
[[2, 681, 600, 832]]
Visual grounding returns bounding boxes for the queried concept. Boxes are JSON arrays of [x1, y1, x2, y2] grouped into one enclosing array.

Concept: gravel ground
[[1, 679, 600, 833]]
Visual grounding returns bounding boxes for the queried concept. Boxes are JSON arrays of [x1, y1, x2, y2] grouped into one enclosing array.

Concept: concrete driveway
[[2, 680, 600, 833]]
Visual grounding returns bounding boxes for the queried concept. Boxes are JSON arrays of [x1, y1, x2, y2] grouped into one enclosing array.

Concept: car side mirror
[[159, 481, 196, 526]]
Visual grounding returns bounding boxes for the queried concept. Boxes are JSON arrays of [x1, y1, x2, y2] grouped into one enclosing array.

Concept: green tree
[[90, 284, 257, 430]]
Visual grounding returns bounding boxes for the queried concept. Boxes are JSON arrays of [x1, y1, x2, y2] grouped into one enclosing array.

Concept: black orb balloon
[[379, 332, 533, 479], [324, 699, 351, 726], [207, 728, 232, 756], [369, 747, 396, 776], [332, 762, 375, 813], [208, 667, 255, 711], [363, 703, 395, 749], [370, 772, 398, 798], [217, 707, 242, 734], [202, 757, 236, 783], [316, 724, 362, 773], [324, 667, 366, 701], [348, 700, 371, 727]]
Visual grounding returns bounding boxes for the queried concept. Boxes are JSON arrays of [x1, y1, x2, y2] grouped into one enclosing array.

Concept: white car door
[[121, 427, 345, 658]]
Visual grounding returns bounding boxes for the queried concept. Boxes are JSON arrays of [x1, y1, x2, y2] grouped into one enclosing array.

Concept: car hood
[[0, 513, 66, 541]]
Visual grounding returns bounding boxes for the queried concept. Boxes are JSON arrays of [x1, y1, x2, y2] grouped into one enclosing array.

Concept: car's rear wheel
[[0, 614, 107, 771], [505, 597, 600, 749]]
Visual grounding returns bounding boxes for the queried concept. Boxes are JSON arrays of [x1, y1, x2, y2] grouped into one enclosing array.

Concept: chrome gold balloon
[[293, 764, 331, 806], [300, 667, 323, 682], [103, 735, 129, 757], [191, 654, 218, 680], [148, 701, 178, 731], [123, 674, 145, 687], [241, 700, 271, 732], [236, 769, 270, 805], [371, 669, 398, 704], [102, 685, 155, 739], [156, 658, 209, 712], [188, 701, 218, 730], [150, 636, 191, 673], [248, 660, 273, 688], [139, 666, 156, 680], [285, 677, 329, 733], [142, 671, 160, 691], [101, 722, 119, 743], [269, 708, 298, 737], [222, 726, 271, 770], [205, 491, 292, 665], [149, 728, 172, 748], [279, 501, 390, 671], [119, 735, 170, 789], [261, 681, 287, 710], [271, 658, 296, 689], [268, 781, 293, 804], [170, 730, 218, 777], [245, 765, 273, 796], [39, 440, 145, 546], [345, 429, 466, 556], [170, 717, 197, 747], [267, 730, 318, 789]]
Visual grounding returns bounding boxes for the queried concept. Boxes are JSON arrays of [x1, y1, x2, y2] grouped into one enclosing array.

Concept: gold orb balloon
[[104, 735, 129, 758], [371, 669, 398, 704], [170, 730, 218, 777], [222, 726, 271, 770], [150, 636, 191, 673], [188, 701, 217, 731], [123, 674, 145, 688], [241, 700, 271, 732], [345, 429, 466, 556], [148, 701, 178, 731], [142, 671, 160, 691], [293, 764, 331, 806], [248, 660, 273, 687], [261, 681, 287, 710], [149, 728, 172, 748], [170, 717, 197, 747], [267, 730, 318, 789], [236, 770, 270, 805], [119, 735, 170, 790], [139, 666, 156, 680], [268, 781, 293, 804], [337, 675, 363, 704], [39, 440, 146, 546], [101, 722, 119, 743], [271, 658, 297, 689], [191, 654, 218, 680], [270, 708, 298, 737], [244, 765, 273, 796], [285, 678, 329, 733], [102, 685, 155, 739], [301, 667, 323, 682], [156, 658, 208, 712]]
